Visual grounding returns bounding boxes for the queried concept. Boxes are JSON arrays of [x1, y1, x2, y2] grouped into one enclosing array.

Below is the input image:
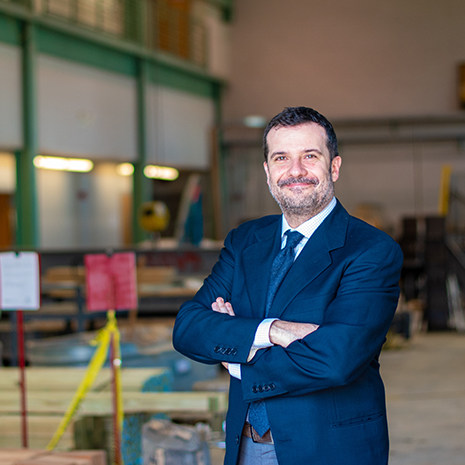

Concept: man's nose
[[288, 158, 307, 177]]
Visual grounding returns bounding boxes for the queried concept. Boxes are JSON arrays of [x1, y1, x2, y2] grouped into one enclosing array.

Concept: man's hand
[[269, 320, 319, 348], [211, 297, 235, 316]]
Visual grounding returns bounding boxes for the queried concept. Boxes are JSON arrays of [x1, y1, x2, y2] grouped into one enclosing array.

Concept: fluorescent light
[[34, 155, 93, 173], [144, 164, 179, 181], [116, 163, 134, 176], [243, 115, 267, 128]]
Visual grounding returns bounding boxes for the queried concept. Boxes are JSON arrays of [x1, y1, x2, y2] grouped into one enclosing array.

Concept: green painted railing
[[0, 0, 211, 68]]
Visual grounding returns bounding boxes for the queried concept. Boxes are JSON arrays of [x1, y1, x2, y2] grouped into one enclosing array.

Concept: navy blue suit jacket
[[173, 200, 403, 465]]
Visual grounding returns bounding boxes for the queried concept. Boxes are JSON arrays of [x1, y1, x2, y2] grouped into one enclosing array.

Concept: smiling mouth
[[278, 177, 319, 188]]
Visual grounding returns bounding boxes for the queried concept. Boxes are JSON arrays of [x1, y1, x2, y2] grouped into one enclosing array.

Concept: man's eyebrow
[[303, 148, 323, 154]]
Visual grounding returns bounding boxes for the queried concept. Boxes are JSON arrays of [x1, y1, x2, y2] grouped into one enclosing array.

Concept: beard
[[268, 175, 335, 218]]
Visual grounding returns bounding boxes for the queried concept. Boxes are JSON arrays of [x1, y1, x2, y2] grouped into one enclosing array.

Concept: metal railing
[[1, 0, 208, 67]]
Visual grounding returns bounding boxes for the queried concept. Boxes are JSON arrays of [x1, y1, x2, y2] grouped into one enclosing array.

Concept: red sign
[[85, 252, 137, 312]]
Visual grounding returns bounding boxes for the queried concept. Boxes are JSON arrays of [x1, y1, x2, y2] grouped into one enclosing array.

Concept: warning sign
[[84, 252, 137, 311]]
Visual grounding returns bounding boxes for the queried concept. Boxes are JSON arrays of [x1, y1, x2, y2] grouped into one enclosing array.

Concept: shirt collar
[[281, 196, 337, 239]]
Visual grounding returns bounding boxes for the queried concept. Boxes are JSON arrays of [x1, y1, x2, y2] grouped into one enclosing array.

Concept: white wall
[[147, 85, 215, 168], [37, 169, 77, 248], [224, 0, 465, 122], [37, 163, 132, 249], [86, 163, 132, 248], [37, 55, 137, 160]]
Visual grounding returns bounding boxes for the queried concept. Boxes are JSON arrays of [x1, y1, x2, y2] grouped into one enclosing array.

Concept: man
[[173, 106, 403, 465]]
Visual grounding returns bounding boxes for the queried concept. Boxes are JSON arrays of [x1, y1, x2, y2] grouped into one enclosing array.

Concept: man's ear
[[263, 161, 270, 183], [331, 156, 342, 182]]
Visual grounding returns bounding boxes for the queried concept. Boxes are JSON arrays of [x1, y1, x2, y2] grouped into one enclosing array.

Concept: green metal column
[[15, 21, 39, 248], [132, 57, 152, 244]]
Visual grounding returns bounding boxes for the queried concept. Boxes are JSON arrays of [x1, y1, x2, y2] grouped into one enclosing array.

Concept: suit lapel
[[243, 219, 281, 318], [268, 201, 350, 319]]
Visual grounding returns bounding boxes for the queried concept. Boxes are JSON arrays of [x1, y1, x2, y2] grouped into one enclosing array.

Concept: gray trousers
[[237, 436, 279, 465]]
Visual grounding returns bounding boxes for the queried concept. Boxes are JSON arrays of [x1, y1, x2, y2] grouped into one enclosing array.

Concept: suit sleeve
[[240, 238, 403, 402], [172, 228, 263, 365]]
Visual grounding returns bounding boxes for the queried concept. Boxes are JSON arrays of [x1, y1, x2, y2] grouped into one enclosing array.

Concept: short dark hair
[[263, 106, 339, 162]]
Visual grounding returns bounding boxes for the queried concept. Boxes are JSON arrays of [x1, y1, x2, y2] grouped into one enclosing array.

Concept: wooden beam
[[0, 416, 74, 450], [0, 391, 228, 416], [0, 367, 170, 392]]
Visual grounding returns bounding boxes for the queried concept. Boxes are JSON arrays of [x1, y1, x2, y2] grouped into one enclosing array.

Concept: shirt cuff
[[253, 318, 279, 348], [228, 363, 241, 379]]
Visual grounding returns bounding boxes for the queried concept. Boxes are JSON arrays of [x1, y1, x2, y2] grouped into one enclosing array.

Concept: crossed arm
[[211, 297, 319, 368]]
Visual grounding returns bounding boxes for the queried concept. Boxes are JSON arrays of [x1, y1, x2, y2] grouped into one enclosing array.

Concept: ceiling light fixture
[[116, 163, 134, 176], [143, 164, 179, 181], [33, 155, 94, 173]]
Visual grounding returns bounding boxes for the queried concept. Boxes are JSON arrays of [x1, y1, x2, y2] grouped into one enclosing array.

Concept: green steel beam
[[148, 61, 218, 98], [16, 21, 39, 248], [132, 58, 152, 245], [0, 13, 21, 45], [36, 26, 138, 76]]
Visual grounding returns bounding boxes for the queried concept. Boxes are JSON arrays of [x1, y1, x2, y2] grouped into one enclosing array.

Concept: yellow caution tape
[[47, 310, 124, 454], [438, 164, 452, 216]]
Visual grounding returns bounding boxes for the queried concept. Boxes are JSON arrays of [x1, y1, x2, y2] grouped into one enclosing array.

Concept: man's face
[[264, 123, 342, 222]]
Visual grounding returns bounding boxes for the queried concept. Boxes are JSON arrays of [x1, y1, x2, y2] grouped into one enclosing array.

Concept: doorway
[[0, 193, 14, 249]]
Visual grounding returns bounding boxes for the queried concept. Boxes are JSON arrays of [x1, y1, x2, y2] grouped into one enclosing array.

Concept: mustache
[[278, 177, 319, 187]]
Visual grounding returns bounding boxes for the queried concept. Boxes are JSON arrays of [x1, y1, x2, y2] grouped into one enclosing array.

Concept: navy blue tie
[[248, 230, 304, 437]]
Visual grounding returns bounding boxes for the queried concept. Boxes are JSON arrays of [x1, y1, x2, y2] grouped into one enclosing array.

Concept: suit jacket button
[[252, 386, 258, 393], [270, 383, 276, 390], [225, 348, 232, 355], [214, 346, 221, 353], [258, 385, 264, 392], [231, 348, 238, 355]]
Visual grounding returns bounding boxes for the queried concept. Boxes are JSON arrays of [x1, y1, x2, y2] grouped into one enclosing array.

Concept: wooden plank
[[0, 367, 169, 392], [0, 450, 106, 465], [0, 449, 44, 462], [0, 437, 74, 452], [0, 417, 74, 450], [0, 391, 228, 416]]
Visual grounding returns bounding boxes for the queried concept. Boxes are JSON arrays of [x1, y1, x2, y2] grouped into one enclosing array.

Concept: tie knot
[[284, 230, 304, 250]]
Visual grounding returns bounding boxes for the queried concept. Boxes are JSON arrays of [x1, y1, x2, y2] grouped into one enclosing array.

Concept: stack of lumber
[[0, 367, 228, 450], [0, 449, 105, 465], [41, 267, 85, 300]]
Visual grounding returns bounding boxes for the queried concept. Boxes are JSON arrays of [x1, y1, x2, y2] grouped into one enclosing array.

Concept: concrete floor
[[210, 331, 465, 464], [382, 332, 465, 465]]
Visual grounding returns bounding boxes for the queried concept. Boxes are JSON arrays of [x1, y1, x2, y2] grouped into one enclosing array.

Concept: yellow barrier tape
[[47, 311, 123, 453], [438, 164, 452, 216]]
